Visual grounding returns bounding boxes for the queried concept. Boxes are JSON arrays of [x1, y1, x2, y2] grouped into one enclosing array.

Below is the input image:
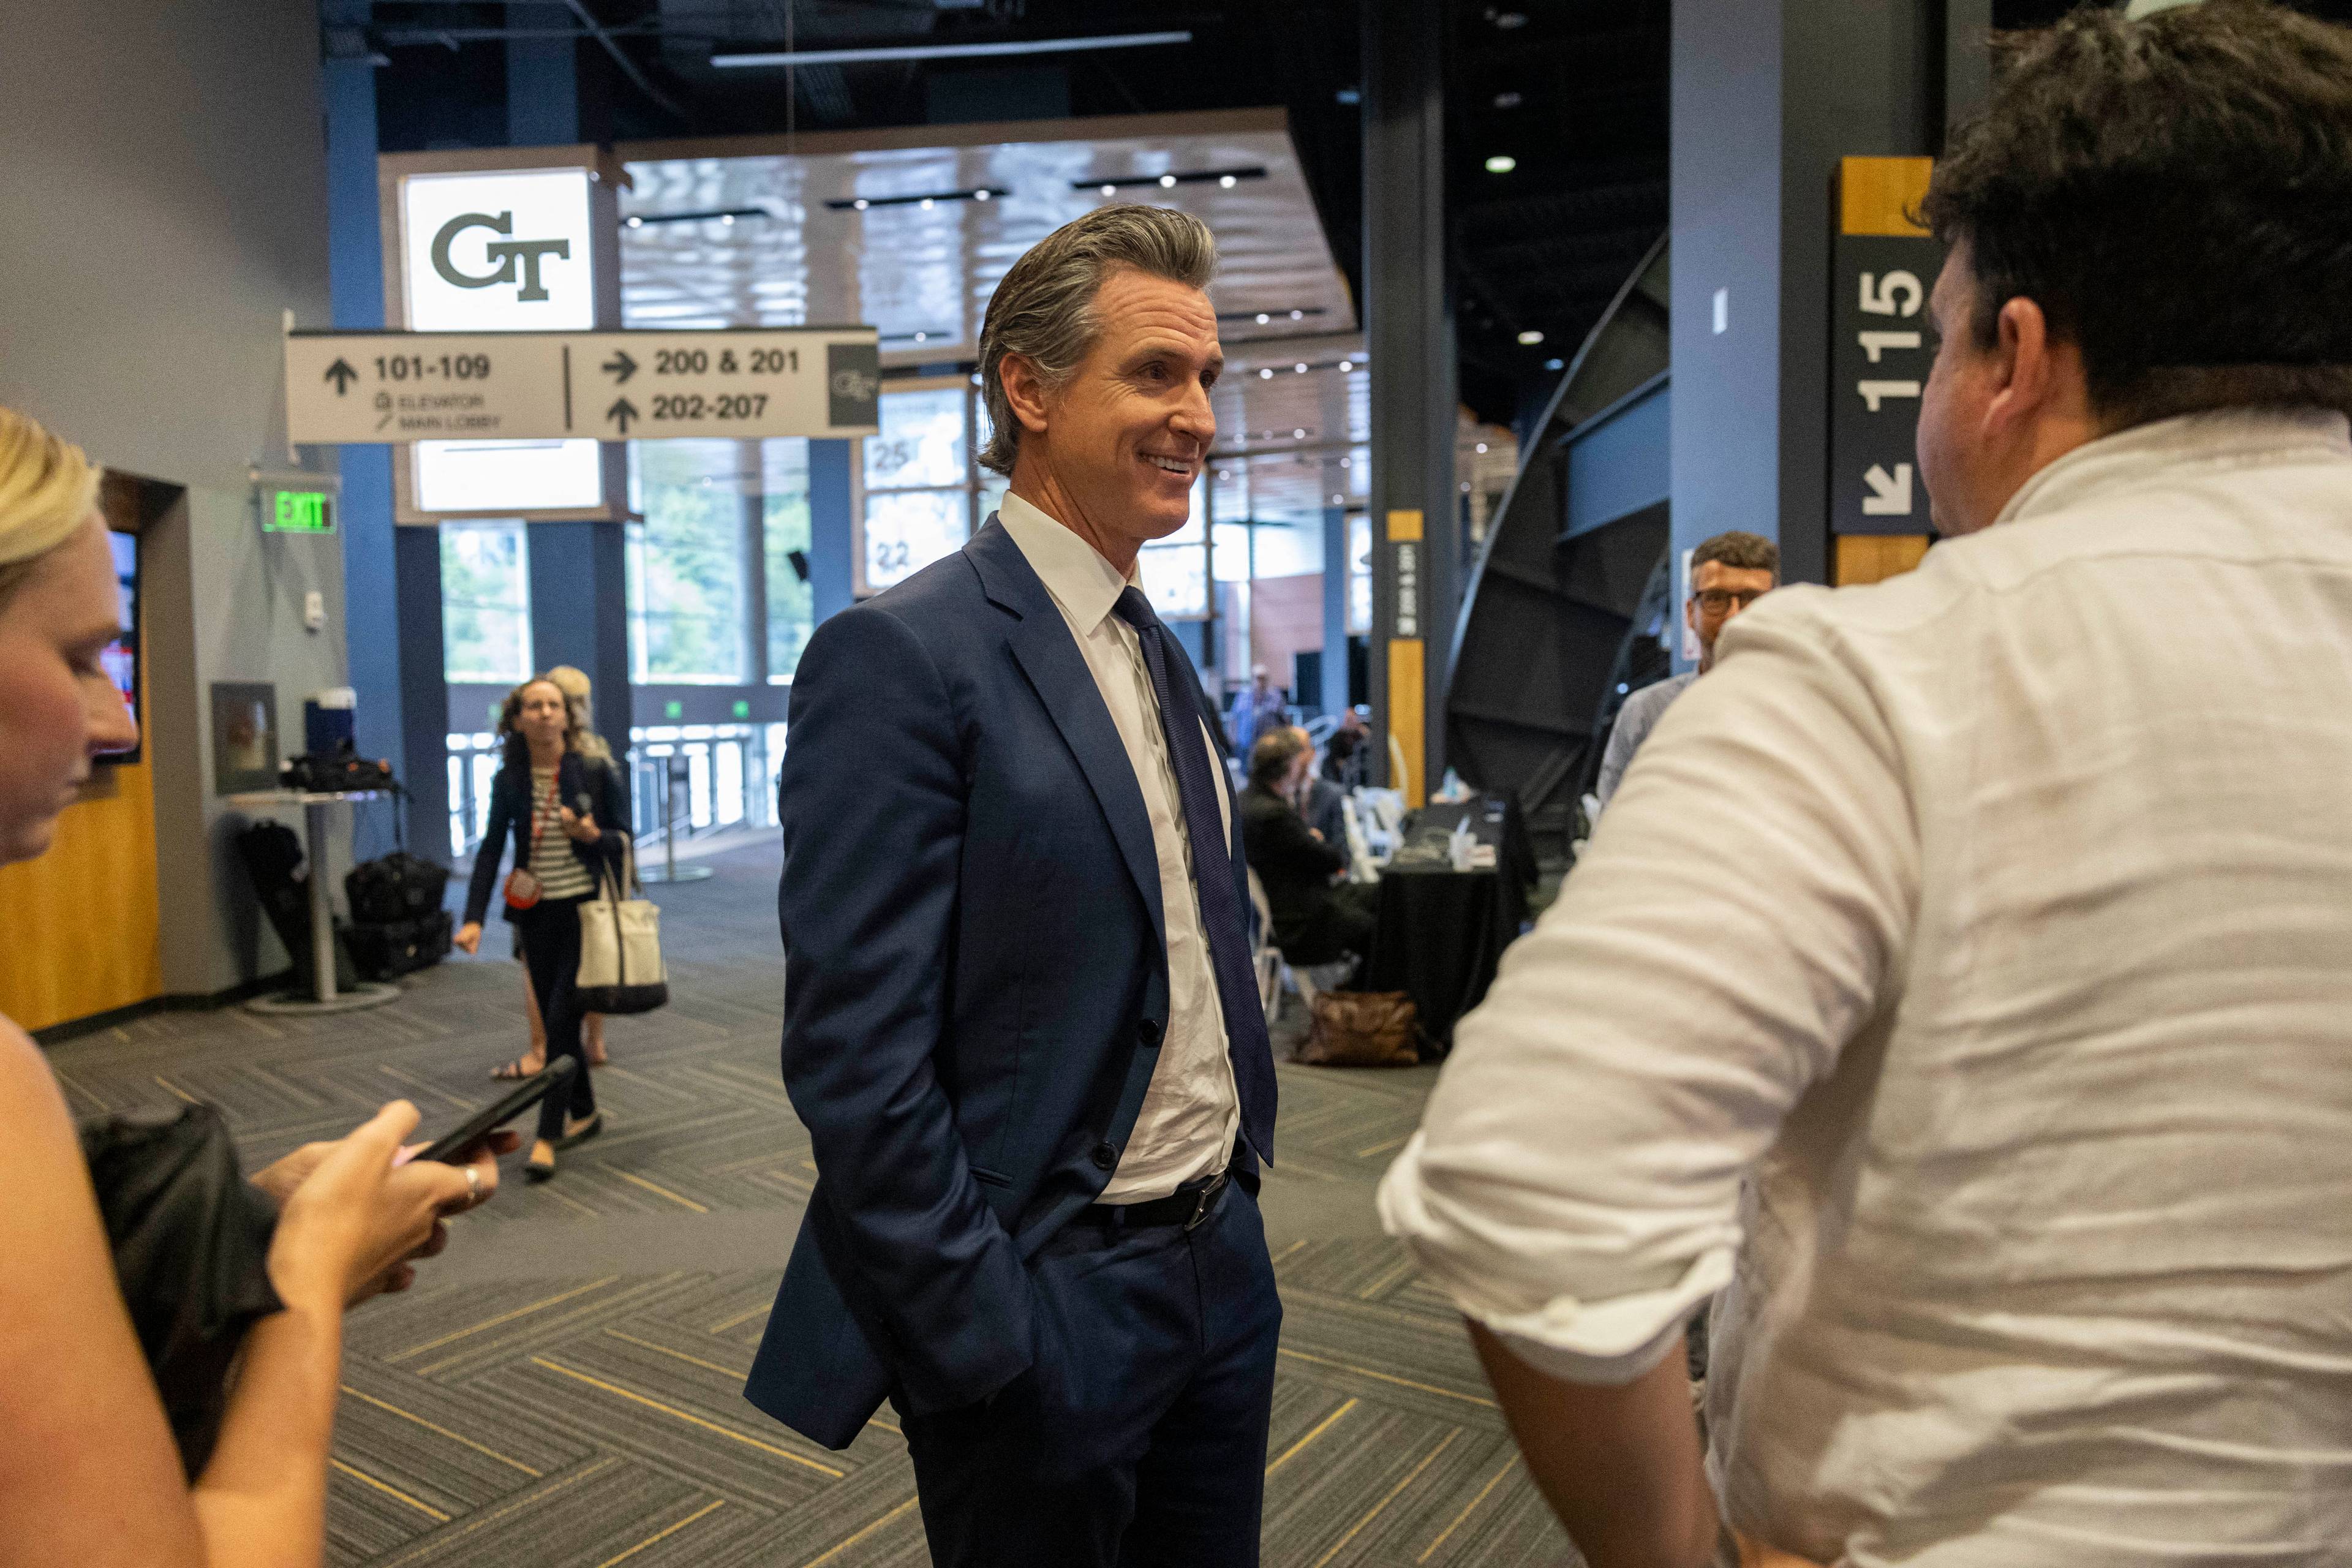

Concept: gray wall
[[0, 0, 345, 995], [1670, 0, 1939, 597]]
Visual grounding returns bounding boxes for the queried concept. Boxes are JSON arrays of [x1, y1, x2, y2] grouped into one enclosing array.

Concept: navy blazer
[[460, 749, 630, 926], [744, 518, 1270, 1450]]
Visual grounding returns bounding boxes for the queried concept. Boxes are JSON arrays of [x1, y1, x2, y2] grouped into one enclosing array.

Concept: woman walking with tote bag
[[454, 677, 628, 1180]]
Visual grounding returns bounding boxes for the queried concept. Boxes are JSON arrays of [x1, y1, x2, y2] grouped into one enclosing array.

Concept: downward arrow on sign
[[1861, 462, 1913, 516]]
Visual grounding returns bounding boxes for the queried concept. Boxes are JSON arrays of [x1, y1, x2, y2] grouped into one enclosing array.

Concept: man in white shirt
[[747, 205, 1281, 1567], [1379, 5, 2352, 1565], [1593, 530, 1779, 810]]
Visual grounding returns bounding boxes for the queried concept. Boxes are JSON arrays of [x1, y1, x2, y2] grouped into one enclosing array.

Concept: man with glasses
[[1593, 530, 1778, 809]]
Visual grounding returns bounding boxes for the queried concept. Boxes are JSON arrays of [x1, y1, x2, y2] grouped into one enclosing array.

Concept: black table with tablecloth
[[1357, 794, 1536, 1057]]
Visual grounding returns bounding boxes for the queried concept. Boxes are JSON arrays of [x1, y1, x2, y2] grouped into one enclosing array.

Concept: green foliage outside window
[[629, 442, 746, 683], [441, 522, 531, 683]]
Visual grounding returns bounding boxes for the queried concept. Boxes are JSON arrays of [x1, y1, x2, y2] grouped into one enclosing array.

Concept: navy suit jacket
[[744, 517, 1269, 1450]]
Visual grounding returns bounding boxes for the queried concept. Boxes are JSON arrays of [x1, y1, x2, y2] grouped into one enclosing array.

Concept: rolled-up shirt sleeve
[[1378, 590, 1920, 1384]]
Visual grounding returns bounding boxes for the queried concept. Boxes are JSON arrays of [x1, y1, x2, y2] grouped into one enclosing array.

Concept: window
[[762, 439, 815, 682], [440, 521, 532, 683], [1139, 473, 1210, 619], [861, 385, 974, 594], [1349, 513, 1372, 635], [628, 440, 749, 683]]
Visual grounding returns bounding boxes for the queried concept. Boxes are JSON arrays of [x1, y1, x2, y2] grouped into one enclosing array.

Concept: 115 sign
[[1828, 157, 1944, 540]]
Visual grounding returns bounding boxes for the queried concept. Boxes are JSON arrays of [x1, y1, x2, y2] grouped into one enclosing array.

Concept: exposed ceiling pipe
[[559, 0, 695, 123], [710, 29, 1192, 69]]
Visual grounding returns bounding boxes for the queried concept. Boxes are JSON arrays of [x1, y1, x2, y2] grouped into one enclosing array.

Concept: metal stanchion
[[639, 752, 712, 884]]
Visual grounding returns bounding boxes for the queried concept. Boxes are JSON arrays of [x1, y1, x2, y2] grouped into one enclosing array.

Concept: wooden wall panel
[[0, 745, 163, 1033], [1836, 534, 1931, 586]]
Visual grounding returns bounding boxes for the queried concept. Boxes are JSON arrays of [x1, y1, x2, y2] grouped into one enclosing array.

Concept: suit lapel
[[971, 522, 1168, 945]]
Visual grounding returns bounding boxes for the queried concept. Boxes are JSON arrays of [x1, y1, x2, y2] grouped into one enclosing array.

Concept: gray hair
[[976, 205, 1218, 476]]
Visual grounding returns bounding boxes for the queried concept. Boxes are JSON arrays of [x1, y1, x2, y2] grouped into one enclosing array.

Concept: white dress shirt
[[997, 494, 1241, 1202], [1380, 410, 2352, 1565]]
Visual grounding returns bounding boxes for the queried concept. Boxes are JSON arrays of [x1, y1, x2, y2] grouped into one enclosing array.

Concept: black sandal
[[491, 1056, 545, 1082], [555, 1112, 604, 1150], [525, 1150, 557, 1182]]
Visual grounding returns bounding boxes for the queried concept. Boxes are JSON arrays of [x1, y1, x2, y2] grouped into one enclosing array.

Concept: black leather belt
[[1080, 1168, 1231, 1233]]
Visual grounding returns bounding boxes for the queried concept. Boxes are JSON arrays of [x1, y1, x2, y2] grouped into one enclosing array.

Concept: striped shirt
[[525, 766, 597, 900]]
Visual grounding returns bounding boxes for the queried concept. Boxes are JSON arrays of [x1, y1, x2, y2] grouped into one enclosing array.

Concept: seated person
[[1289, 726, 1352, 850], [1242, 728, 1378, 968], [1321, 706, 1370, 788]]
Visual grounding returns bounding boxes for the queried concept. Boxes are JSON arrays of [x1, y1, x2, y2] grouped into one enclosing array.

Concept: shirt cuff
[[1378, 1133, 1735, 1387]]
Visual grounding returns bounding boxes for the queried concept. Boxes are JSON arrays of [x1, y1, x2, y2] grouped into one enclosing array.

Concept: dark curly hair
[[1920, 0, 2352, 426]]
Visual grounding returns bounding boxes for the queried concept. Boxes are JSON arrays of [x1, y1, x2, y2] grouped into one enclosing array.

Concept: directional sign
[[285, 328, 881, 445], [1830, 157, 1944, 538]]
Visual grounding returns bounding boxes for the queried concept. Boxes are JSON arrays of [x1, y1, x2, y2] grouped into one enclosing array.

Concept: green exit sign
[[733, 699, 751, 718], [665, 700, 684, 719], [266, 489, 336, 534]]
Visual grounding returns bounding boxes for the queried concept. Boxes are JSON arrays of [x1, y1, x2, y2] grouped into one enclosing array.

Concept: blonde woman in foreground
[[0, 406, 507, 1568]]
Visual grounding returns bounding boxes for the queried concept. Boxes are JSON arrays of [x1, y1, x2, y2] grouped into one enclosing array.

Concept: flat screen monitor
[[99, 528, 140, 764]]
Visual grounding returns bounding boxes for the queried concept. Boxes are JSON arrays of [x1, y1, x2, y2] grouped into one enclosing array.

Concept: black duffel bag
[[347, 910, 453, 982], [345, 851, 450, 926]]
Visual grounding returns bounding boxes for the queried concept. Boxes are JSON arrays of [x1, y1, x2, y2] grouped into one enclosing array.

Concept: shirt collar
[[1994, 407, 2352, 529], [997, 491, 1140, 632]]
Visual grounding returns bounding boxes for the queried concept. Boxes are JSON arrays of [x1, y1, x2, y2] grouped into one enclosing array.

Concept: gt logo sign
[[430, 211, 571, 302]]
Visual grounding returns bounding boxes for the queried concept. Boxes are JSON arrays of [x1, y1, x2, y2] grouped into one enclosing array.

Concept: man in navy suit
[[744, 205, 1283, 1566]]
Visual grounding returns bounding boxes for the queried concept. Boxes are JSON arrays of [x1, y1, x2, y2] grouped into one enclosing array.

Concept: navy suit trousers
[[892, 1180, 1283, 1567]]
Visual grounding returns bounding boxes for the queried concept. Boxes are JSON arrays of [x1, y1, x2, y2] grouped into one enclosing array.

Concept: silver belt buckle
[[1183, 1170, 1229, 1233]]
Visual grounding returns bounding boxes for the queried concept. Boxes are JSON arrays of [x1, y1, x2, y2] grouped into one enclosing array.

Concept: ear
[[998, 352, 1055, 439], [1684, 595, 1699, 634], [1984, 296, 2059, 434]]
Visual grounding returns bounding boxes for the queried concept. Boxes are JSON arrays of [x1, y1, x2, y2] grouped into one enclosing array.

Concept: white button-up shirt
[[1380, 410, 2352, 1565], [997, 493, 1240, 1203]]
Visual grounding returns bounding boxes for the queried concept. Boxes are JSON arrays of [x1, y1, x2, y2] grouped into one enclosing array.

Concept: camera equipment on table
[[280, 740, 394, 794]]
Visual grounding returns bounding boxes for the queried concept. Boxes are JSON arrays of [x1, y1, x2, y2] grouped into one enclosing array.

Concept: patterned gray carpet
[[45, 840, 1577, 1567]]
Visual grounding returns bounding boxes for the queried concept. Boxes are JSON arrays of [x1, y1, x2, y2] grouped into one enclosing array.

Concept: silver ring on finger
[[464, 1164, 483, 1207]]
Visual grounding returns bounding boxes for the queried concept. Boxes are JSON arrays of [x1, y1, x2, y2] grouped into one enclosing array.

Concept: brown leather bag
[[1298, 990, 1422, 1067]]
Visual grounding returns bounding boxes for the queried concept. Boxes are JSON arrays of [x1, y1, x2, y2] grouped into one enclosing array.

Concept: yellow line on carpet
[[388, 1276, 622, 1362], [605, 1328, 747, 1379], [612, 1169, 710, 1212], [1265, 1396, 1358, 1477], [377, 1457, 620, 1568], [707, 1302, 772, 1333], [1357, 1256, 1419, 1300], [49, 1065, 107, 1112], [1278, 1348, 1497, 1408], [1355, 1133, 1409, 1158], [865, 1414, 902, 1436], [592, 1498, 726, 1568], [330, 1458, 450, 1521], [800, 1498, 920, 1567], [1310, 1427, 1462, 1568], [1416, 1453, 1518, 1563], [153, 1074, 196, 1104], [339, 1385, 541, 1476], [530, 1357, 845, 1477], [1271, 1238, 1310, 1266]]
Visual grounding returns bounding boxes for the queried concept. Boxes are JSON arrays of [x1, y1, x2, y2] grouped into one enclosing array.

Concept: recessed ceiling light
[[625, 215, 643, 227], [1485, 154, 1517, 175], [852, 198, 869, 211], [1330, 493, 1344, 505], [1254, 312, 1269, 324], [1259, 368, 1273, 380], [1475, 442, 1488, 453], [919, 197, 935, 210], [1338, 359, 1352, 372], [1496, 11, 1528, 27], [1517, 329, 1545, 345], [913, 332, 927, 342], [1099, 183, 1115, 197], [1544, 357, 1564, 371], [1461, 481, 1472, 492], [1494, 91, 1523, 108], [1294, 363, 1308, 374], [1158, 173, 1177, 188], [1289, 309, 1303, 320], [1339, 457, 1351, 469], [721, 213, 736, 225], [973, 187, 991, 201], [1293, 428, 1307, 439], [1219, 174, 1237, 188]]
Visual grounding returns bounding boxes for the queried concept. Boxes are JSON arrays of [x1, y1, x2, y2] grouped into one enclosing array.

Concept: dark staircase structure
[[1443, 235, 1673, 867]]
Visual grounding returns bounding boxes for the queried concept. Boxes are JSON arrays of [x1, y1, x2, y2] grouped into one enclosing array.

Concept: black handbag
[[79, 1104, 284, 1476]]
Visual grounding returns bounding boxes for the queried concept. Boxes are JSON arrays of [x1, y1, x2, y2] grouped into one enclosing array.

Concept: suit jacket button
[[1091, 1142, 1118, 1170], [1137, 1017, 1163, 1046]]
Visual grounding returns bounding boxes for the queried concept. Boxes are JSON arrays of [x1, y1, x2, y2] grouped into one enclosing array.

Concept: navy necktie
[[1113, 586, 1277, 1163]]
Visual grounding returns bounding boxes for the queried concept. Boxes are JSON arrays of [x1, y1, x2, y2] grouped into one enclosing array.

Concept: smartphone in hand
[[415, 1060, 578, 1164]]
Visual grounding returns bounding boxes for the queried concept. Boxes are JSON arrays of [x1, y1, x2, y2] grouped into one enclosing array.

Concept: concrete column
[[1321, 503, 1350, 718], [1363, 0, 1457, 804], [1669, 0, 1938, 595], [807, 439, 855, 625], [393, 525, 450, 857], [322, 19, 410, 830]]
